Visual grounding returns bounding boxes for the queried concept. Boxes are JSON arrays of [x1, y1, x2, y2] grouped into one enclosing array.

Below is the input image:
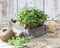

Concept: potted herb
[[16, 8, 47, 37]]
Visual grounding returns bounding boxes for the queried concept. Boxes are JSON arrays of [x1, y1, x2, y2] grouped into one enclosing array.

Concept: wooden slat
[[18, 0, 44, 10], [45, 0, 60, 20], [12, 0, 18, 19], [0, 0, 60, 20], [0, 0, 3, 19], [45, 0, 56, 20], [0, 0, 44, 19], [0, 20, 11, 29], [0, 0, 18, 20]]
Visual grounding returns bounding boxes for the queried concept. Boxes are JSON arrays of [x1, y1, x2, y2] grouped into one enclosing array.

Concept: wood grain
[[2, 0, 7, 16], [0, 0, 60, 20]]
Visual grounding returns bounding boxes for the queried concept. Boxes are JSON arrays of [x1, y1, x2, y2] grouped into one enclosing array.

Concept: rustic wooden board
[[0, 0, 60, 20], [0, 20, 11, 29], [0, 0, 44, 20], [45, 0, 60, 20]]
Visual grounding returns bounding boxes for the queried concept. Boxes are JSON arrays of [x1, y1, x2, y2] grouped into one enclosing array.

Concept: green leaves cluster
[[8, 36, 33, 47], [8, 37, 26, 46], [16, 8, 47, 26]]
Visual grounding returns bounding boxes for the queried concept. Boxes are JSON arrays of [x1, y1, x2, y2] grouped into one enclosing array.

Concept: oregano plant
[[16, 8, 47, 28]]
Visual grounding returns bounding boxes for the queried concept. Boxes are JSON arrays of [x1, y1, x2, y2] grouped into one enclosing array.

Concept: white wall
[[0, 0, 60, 20], [45, 0, 60, 20]]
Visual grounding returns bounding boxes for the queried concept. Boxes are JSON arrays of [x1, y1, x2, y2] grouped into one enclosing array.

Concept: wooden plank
[[0, 1, 2, 19], [45, 0, 60, 20], [45, 0, 56, 20], [7, 0, 18, 20], [1, 0, 60, 20], [18, 0, 27, 10], [0, 0, 10, 19], [55, 0, 60, 20], [2, 0, 7, 16], [0, 0, 44, 19], [18, 0, 43, 10], [11, 0, 18, 19], [0, 0, 8, 19], [34, 0, 43, 10], [6, 0, 12, 19], [0, 0, 18, 20], [0, 20, 11, 29]]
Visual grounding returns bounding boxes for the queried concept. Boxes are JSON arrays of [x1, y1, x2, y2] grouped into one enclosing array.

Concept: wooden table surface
[[0, 20, 60, 48]]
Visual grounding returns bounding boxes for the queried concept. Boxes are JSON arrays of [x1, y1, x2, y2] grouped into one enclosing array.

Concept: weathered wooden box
[[28, 26, 46, 37], [0, 20, 46, 37], [11, 22, 46, 37]]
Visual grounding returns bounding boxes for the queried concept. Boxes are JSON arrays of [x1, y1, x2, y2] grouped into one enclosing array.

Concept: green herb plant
[[16, 8, 47, 28], [8, 36, 33, 47]]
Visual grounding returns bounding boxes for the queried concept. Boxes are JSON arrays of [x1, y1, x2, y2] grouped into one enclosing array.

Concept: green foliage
[[8, 37, 15, 45], [16, 8, 47, 26], [8, 36, 33, 47], [8, 37, 25, 46], [15, 37, 25, 46]]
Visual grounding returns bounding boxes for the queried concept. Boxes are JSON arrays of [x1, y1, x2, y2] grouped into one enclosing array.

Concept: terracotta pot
[[0, 27, 15, 42]]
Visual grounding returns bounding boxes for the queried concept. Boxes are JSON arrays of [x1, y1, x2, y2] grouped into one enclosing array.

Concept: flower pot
[[11, 22, 46, 37], [28, 25, 46, 37]]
